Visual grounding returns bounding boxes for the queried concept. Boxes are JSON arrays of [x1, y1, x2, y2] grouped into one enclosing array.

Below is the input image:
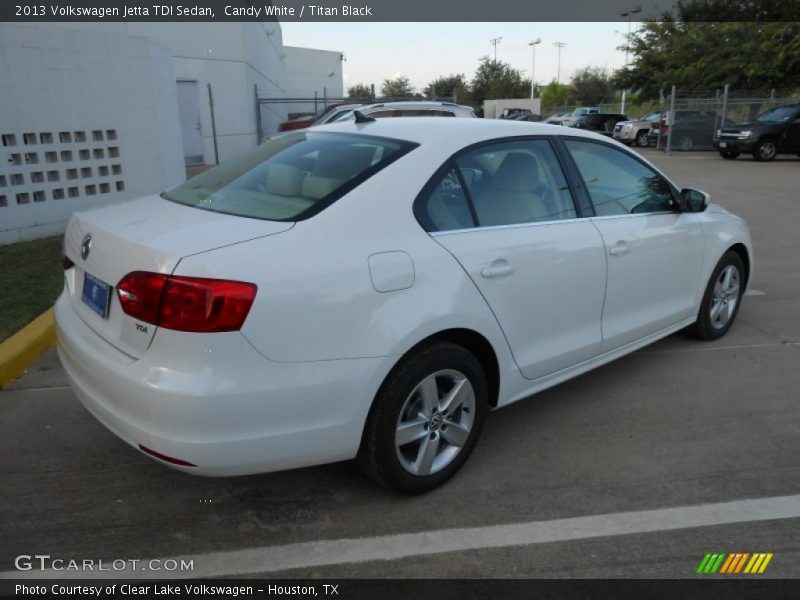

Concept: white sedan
[[56, 117, 753, 493]]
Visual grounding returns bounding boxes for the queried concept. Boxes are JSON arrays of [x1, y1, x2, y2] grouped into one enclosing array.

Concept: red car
[[278, 102, 358, 132]]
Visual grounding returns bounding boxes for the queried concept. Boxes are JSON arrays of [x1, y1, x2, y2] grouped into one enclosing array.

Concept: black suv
[[713, 104, 800, 161], [574, 113, 628, 136]]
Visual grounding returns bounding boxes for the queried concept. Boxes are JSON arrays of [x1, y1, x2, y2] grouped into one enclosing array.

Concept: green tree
[[381, 75, 414, 98], [613, 1, 800, 97], [540, 80, 573, 108], [470, 59, 531, 105], [423, 74, 470, 102], [570, 66, 615, 105], [347, 83, 373, 100]]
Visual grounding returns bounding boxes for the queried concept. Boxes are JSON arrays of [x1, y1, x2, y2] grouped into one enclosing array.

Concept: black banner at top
[[2, 0, 800, 22]]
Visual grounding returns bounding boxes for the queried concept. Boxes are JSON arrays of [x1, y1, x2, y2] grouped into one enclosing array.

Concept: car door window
[[564, 140, 677, 216], [456, 139, 577, 227]]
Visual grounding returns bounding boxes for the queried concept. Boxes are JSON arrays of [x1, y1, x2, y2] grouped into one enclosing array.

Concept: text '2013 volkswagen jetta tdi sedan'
[[56, 117, 753, 493]]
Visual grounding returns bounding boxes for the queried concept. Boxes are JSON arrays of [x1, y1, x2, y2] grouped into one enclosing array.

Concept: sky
[[280, 22, 634, 93]]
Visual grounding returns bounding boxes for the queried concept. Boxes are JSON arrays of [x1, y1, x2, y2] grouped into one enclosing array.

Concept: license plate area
[[82, 272, 112, 319], [719, 142, 728, 148]]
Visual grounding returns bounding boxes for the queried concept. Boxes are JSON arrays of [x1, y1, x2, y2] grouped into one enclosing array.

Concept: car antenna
[[353, 110, 376, 124]]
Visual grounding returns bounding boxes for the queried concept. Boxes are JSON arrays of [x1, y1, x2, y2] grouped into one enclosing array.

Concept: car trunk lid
[[63, 194, 293, 357]]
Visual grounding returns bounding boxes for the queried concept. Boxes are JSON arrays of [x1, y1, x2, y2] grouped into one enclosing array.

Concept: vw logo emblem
[[81, 234, 92, 260]]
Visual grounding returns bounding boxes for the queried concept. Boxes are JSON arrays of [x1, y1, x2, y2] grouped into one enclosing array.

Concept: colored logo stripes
[[696, 552, 773, 574]]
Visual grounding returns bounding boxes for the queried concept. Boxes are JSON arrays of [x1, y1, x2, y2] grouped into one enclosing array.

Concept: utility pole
[[529, 37, 541, 99], [619, 4, 642, 114], [490, 37, 502, 62], [553, 42, 566, 84]]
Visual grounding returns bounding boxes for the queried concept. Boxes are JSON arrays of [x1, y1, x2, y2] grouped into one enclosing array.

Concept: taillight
[[63, 256, 75, 270], [117, 271, 257, 333]]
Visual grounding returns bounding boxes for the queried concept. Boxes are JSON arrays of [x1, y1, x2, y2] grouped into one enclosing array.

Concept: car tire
[[358, 340, 488, 494], [635, 130, 650, 147], [687, 251, 745, 341], [719, 149, 740, 159], [753, 139, 777, 161]]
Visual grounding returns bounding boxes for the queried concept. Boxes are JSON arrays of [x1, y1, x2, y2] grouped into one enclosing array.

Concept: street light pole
[[553, 42, 566, 84], [529, 37, 541, 99], [490, 37, 502, 62], [619, 4, 641, 114]]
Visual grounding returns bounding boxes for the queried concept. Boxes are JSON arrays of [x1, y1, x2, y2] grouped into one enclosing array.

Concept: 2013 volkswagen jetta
[[56, 117, 753, 493]]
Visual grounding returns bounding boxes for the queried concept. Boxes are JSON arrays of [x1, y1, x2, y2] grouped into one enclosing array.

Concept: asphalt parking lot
[[1, 150, 799, 580]]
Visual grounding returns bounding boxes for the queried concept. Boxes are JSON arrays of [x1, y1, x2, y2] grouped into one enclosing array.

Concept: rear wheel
[[635, 130, 650, 147], [719, 149, 740, 159], [687, 251, 745, 341], [358, 341, 487, 494], [753, 139, 777, 161]]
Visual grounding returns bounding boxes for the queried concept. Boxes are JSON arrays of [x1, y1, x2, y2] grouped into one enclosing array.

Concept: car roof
[[313, 116, 613, 149]]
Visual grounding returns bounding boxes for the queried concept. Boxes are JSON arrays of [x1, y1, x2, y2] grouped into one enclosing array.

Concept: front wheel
[[687, 251, 745, 341], [753, 139, 777, 161], [358, 341, 487, 494], [635, 130, 650, 147]]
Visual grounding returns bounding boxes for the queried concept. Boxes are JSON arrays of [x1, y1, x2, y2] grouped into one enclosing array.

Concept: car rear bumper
[[55, 291, 395, 476]]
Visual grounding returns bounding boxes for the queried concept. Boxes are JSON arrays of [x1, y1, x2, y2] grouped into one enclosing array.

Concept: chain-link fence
[[543, 87, 799, 153]]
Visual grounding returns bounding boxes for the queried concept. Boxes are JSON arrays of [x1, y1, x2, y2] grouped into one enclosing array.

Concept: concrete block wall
[[0, 24, 185, 245]]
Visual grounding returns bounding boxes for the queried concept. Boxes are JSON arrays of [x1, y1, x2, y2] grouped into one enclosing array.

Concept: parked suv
[[574, 113, 628, 136], [329, 101, 476, 122], [560, 107, 600, 127], [713, 104, 800, 161], [613, 111, 662, 147]]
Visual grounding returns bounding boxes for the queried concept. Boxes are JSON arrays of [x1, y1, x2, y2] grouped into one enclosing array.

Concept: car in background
[[573, 113, 628, 136], [311, 103, 365, 126], [57, 118, 752, 494], [514, 114, 544, 122], [613, 111, 662, 147], [560, 107, 601, 127], [713, 104, 800, 161], [330, 101, 476, 121], [499, 108, 532, 119], [649, 112, 733, 151], [278, 102, 355, 132], [544, 112, 570, 125]]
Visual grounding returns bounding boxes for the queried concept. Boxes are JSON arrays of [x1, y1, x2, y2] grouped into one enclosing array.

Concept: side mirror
[[681, 188, 709, 212]]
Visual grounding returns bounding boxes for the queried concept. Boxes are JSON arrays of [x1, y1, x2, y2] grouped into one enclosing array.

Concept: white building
[[0, 22, 343, 244]]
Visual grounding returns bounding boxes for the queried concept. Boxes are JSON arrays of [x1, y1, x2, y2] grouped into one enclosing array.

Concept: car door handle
[[481, 262, 514, 278], [609, 242, 630, 257]]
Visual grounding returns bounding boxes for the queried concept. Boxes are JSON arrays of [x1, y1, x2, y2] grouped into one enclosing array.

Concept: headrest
[[265, 163, 304, 196], [302, 176, 343, 200], [313, 145, 376, 180], [491, 153, 540, 192]]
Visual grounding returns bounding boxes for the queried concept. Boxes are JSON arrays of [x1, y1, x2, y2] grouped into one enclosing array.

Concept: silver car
[[613, 111, 662, 147], [325, 101, 476, 124]]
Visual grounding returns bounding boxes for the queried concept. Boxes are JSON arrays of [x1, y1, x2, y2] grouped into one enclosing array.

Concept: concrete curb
[[0, 308, 56, 389]]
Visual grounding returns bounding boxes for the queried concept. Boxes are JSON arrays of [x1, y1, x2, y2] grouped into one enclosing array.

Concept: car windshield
[[162, 132, 417, 221], [755, 106, 799, 123], [642, 112, 660, 122]]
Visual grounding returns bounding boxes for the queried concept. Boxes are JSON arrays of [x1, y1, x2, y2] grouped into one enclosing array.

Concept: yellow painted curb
[[0, 308, 56, 389]]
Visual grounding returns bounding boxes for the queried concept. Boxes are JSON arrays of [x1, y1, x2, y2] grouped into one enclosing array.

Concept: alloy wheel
[[759, 141, 777, 161], [709, 265, 741, 330], [394, 369, 475, 476]]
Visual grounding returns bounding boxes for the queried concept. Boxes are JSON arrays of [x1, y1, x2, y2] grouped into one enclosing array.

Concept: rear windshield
[[162, 132, 417, 221]]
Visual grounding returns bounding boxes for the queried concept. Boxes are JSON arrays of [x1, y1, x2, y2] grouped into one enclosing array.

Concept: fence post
[[314, 91, 318, 115], [666, 85, 675, 155], [721, 84, 729, 130], [210, 84, 220, 163], [323, 87, 327, 110], [252, 84, 260, 148]]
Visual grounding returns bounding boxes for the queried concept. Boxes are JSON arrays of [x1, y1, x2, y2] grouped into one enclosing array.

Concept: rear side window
[[416, 138, 577, 232], [162, 132, 417, 221]]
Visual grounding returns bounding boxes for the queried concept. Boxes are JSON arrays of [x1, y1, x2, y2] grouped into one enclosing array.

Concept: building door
[[177, 80, 204, 166]]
